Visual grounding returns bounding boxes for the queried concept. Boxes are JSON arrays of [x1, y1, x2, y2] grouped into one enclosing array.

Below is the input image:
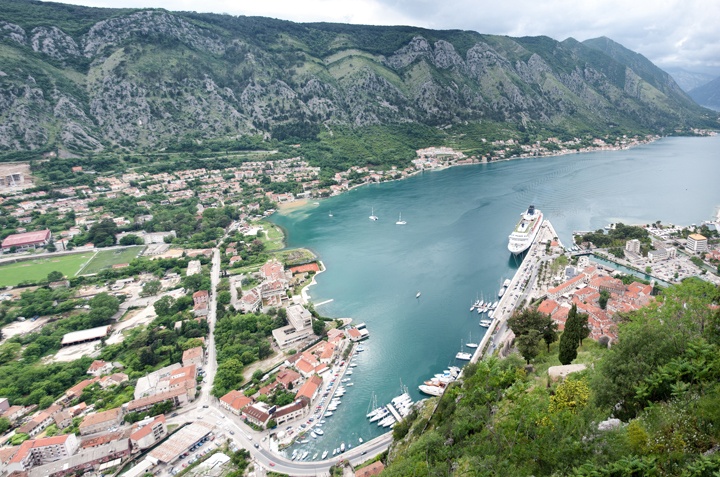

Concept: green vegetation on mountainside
[[382, 278, 720, 476], [0, 0, 715, 161]]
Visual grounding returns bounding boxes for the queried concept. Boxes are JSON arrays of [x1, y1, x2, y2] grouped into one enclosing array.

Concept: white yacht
[[455, 351, 472, 361], [315, 428, 324, 436], [322, 450, 329, 459], [419, 383, 445, 397], [396, 213, 406, 225], [369, 208, 378, 221], [508, 205, 543, 255]]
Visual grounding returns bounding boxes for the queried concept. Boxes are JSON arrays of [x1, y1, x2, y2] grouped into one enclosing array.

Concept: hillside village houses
[[219, 325, 355, 429], [0, 349, 199, 476], [538, 256, 654, 343]]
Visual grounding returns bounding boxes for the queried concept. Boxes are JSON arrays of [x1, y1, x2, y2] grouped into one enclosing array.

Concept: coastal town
[[0, 138, 719, 477]]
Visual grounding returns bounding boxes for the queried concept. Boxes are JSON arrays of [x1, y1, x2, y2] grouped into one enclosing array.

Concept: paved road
[[176, 238, 392, 475]]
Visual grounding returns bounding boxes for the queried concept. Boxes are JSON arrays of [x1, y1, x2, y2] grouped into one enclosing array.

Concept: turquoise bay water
[[270, 135, 720, 452]]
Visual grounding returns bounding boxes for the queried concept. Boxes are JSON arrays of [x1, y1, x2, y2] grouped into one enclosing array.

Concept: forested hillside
[[0, 0, 716, 167], [382, 278, 720, 476]]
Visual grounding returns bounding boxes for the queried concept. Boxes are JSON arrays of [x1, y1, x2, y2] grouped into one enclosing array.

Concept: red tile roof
[[220, 391, 252, 411], [537, 299, 559, 315], [1, 229, 51, 248]]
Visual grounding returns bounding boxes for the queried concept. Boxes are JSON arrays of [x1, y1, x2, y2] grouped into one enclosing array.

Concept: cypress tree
[[559, 304, 582, 364], [558, 328, 578, 365]]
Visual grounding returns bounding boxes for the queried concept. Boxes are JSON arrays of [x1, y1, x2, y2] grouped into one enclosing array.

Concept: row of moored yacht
[[418, 366, 461, 397], [366, 392, 415, 428]]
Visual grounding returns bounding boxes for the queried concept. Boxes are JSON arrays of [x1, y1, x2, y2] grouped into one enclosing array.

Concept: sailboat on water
[[396, 213, 406, 225], [455, 339, 472, 360], [369, 208, 378, 221], [466, 332, 478, 348]]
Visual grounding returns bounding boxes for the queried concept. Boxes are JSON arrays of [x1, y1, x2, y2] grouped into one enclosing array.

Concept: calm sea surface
[[270, 135, 720, 453]]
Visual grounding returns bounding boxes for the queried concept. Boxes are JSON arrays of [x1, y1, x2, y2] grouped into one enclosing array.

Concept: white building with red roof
[[130, 415, 167, 451], [78, 407, 124, 436], [273, 400, 307, 426], [296, 375, 323, 402], [219, 390, 252, 415], [87, 360, 113, 377], [260, 259, 287, 282], [182, 347, 204, 368], [1, 229, 51, 252], [244, 403, 271, 427], [5, 434, 79, 474]]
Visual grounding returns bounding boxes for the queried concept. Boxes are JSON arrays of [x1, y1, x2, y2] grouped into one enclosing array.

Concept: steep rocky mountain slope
[[0, 0, 716, 157]]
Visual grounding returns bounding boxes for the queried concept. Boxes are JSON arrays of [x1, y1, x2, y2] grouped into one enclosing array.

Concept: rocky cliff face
[[0, 3, 714, 155]]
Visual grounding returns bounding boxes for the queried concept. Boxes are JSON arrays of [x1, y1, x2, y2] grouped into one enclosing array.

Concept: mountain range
[[689, 77, 720, 111], [0, 0, 717, 160]]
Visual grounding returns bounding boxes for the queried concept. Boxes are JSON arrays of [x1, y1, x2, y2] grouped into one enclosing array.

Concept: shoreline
[[276, 134, 662, 212]]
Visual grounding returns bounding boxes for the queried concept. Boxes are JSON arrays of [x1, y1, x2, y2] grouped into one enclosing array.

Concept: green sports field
[[0, 245, 145, 287], [0, 253, 93, 287], [77, 246, 145, 275]]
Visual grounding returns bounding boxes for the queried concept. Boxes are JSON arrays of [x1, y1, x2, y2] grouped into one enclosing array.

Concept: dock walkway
[[385, 403, 402, 423], [470, 219, 557, 364]]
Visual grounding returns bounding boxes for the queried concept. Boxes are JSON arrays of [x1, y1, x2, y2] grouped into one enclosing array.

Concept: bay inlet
[[269, 135, 720, 451]]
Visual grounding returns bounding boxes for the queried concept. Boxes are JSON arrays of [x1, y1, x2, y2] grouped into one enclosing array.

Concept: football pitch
[[0, 246, 145, 287], [78, 246, 145, 275], [0, 253, 93, 287]]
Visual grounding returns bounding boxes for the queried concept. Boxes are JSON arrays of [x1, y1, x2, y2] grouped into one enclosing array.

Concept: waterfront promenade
[[471, 219, 560, 363]]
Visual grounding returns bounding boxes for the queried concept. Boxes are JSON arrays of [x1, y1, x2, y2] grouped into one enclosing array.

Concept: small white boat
[[324, 411, 333, 417], [480, 319, 492, 327], [347, 382, 354, 386], [396, 213, 406, 225], [329, 211, 333, 217], [416, 291, 421, 298], [466, 332, 478, 348], [369, 208, 378, 221], [313, 453, 318, 460], [311, 432, 318, 438], [301, 451, 309, 460], [456, 351, 472, 360], [359, 437, 363, 443], [340, 442, 346, 452], [332, 449, 337, 456], [322, 450, 328, 459], [315, 429, 324, 436]]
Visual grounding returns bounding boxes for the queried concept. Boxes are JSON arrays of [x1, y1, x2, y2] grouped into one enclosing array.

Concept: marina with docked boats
[[265, 136, 720, 473], [280, 204, 556, 461]]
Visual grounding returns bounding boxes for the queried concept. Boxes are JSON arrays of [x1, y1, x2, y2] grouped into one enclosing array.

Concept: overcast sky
[[48, 0, 720, 75]]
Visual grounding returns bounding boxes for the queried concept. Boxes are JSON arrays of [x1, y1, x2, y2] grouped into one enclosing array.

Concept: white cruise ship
[[507, 205, 543, 255]]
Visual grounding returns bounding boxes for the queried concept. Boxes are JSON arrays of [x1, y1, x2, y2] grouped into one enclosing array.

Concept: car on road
[[254, 443, 259, 449], [269, 462, 275, 467]]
